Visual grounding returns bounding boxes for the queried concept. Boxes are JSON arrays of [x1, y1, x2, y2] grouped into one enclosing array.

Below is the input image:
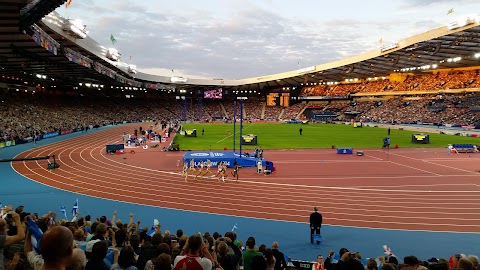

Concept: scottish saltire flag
[[27, 216, 43, 253], [72, 199, 78, 216], [60, 206, 67, 220], [231, 223, 238, 232], [147, 219, 160, 236]]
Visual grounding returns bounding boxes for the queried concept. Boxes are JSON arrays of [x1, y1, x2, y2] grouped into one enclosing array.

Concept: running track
[[11, 123, 480, 233]]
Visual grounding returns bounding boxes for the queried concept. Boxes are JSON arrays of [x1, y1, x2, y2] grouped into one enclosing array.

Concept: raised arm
[[5, 212, 25, 246]]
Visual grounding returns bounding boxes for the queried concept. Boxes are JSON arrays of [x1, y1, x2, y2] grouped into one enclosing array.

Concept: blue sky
[[60, 0, 480, 79]]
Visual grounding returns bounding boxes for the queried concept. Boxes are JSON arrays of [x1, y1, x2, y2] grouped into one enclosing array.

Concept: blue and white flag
[[72, 199, 79, 216], [27, 216, 43, 253], [60, 206, 67, 220], [147, 219, 160, 236], [231, 223, 238, 232]]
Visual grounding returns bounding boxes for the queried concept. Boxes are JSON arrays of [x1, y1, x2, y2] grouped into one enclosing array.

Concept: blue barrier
[[183, 151, 268, 168], [42, 132, 60, 139], [336, 148, 353, 154]]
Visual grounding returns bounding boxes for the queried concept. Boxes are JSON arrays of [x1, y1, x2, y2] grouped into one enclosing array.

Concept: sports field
[[173, 123, 479, 150]]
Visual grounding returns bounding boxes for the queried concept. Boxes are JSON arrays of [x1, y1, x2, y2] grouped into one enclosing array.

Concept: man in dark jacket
[[310, 207, 322, 244], [271, 242, 287, 270]]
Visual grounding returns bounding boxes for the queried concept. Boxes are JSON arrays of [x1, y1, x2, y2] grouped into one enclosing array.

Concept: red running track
[[12, 124, 480, 233]]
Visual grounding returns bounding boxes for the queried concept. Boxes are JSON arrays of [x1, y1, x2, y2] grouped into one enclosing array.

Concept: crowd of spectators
[[0, 204, 293, 270], [303, 93, 479, 126], [263, 106, 283, 121], [243, 97, 263, 120], [0, 94, 179, 143], [281, 103, 307, 120], [2, 85, 479, 144], [347, 95, 480, 125], [1, 204, 479, 270], [203, 101, 225, 119], [0, 93, 286, 143], [300, 69, 480, 96]]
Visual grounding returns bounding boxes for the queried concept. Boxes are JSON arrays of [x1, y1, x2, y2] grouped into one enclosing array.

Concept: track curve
[[11, 124, 480, 233]]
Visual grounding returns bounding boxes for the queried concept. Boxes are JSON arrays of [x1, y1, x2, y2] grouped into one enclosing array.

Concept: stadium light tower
[[236, 97, 247, 156]]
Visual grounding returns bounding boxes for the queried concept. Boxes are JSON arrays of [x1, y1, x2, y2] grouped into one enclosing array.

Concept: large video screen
[[204, 88, 223, 99]]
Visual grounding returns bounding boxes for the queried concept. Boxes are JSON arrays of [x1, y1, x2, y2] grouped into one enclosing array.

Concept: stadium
[[1, 1, 480, 270]]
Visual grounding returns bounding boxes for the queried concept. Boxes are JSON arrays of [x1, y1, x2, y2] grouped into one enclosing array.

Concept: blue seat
[[312, 234, 322, 245]]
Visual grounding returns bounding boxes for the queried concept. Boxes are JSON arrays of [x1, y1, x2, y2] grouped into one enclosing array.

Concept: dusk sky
[[60, 0, 480, 79]]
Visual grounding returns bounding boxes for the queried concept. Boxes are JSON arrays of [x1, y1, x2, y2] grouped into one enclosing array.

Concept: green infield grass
[[172, 123, 479, 150]]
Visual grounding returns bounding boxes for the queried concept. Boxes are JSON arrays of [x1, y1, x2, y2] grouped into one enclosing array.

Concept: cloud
[[401, 0, 470, 6], [63, 0, 480, 80]]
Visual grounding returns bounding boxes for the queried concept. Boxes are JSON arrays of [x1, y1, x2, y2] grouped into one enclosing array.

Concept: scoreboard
[[267, 93, 290, 107]]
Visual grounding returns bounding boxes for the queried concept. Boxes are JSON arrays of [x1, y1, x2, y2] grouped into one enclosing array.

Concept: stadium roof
[[1, 0, 480, 91]]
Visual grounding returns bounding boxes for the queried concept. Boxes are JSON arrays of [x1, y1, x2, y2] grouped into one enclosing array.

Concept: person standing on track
[[310, 207, 322, 244], [299, 128, 303, 136]]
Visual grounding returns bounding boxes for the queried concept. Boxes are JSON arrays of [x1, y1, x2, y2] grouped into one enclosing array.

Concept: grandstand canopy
[[1, 0, 480, 91]]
